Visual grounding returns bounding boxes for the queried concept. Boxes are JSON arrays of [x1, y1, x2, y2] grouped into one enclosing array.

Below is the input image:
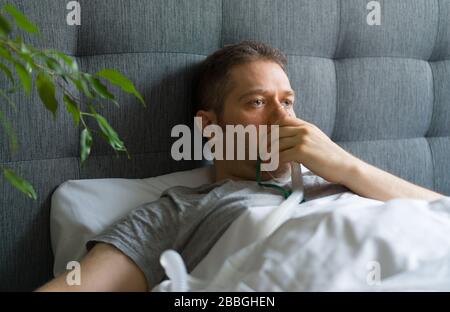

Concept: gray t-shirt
[[86, 171, 348, 288]]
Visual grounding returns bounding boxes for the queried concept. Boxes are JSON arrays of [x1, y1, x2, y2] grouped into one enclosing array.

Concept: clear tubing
[[257, 161, 304, 239], [159, 249, 188, 292]]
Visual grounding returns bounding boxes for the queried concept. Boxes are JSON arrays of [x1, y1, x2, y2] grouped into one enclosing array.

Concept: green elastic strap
[[256, 158, 292, 199]]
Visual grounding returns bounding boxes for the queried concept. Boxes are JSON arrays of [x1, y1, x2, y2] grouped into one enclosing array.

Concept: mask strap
[[256, 158, 292, 199]]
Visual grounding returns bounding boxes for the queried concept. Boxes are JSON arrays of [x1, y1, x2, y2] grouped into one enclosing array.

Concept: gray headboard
[[1, 0, 449, 291]]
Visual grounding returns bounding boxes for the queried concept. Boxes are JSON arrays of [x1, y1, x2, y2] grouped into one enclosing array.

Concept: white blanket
[[153, 192, 450, 291]]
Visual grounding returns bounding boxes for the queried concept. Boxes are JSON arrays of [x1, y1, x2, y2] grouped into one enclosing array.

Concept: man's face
[[221, 60, 296, 130], [198, 60, 297, 181]]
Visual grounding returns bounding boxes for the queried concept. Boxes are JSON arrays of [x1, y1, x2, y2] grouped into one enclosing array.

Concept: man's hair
[[194, 41, 288, 119]]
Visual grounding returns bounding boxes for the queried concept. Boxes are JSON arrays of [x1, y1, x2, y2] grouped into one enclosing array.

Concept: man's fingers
[[278, 126, 300, 138], [265, 117, 309, 138], [272, 135, 301, 153], [278, 123, 315, 139], [272, 112, 307, 127]]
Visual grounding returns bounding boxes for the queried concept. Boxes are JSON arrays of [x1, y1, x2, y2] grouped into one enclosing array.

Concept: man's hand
[[274, 114, 358, 184]]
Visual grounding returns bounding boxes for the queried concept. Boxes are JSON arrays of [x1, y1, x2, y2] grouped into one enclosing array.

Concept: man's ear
[[195, 110, 217, 138], [196, 109, 217, 126]]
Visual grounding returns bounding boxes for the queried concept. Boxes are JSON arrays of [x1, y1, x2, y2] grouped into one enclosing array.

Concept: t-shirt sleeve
[[85, 196, 190, 289]]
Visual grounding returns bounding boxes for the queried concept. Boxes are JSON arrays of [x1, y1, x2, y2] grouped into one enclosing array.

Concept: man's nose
[[268, 101, 291, 126]]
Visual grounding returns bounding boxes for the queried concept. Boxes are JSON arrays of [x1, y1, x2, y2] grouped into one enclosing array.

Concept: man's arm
[[276, 114, 446, 202], [35, 243, 148, 292], [341, 158, 445, 202]]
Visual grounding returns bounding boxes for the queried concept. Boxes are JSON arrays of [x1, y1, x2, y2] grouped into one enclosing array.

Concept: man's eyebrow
[[238, 88, 296, 101]]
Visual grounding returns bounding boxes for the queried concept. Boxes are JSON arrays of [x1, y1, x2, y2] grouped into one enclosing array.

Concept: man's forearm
[[342, 158, 446, 202], [274, 115, 447, 202], [35, 243, 148, 292]]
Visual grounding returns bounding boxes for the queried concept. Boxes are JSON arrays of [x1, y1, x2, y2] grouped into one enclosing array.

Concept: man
[[37, 41, 444, 292]]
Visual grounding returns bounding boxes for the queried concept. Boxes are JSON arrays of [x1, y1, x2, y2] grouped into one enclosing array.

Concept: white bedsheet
[[153, 192, 450, 291]]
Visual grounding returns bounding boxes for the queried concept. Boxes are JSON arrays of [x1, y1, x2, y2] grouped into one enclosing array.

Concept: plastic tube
[[159, 249, 188, 292], [257, 161, 304, 239]]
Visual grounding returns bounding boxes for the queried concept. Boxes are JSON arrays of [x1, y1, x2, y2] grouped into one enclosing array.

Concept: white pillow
[[50, 165, 215, 277]]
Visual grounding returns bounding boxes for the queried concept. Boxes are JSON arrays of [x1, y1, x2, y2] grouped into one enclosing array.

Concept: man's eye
[[282, 100, 294, 107], [250, 99, 265, 107]]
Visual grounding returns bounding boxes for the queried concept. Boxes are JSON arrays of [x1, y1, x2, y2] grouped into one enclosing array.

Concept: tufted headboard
[[0, 0, 449, 291]]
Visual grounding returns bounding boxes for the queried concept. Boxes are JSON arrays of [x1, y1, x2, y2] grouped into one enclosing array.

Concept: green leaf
[[0, 46, 13, 62], [63, 93, 80, 127], [45, 50, 78, 72], [0, 13, 12, 36], [2, 168, 37, 200], [94, 113, 126, 152], [17, 53, 33, 70], [84, 73, 117, 105], [25, 61, 33, 72], [80, 128, 92, 163], [4, 4, 40, 34], [71, 75, 95, 99], [36, 71, 58, 117], [46, 57, 63, 75], [0, 62, 14, 85], [19, 40, 31, 54], [96, 69, 145, 106], [80, 75, 95, 98], [54, 52, 78, 72], [14, 61, 31, 95], [86, 102, 97, 114]]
